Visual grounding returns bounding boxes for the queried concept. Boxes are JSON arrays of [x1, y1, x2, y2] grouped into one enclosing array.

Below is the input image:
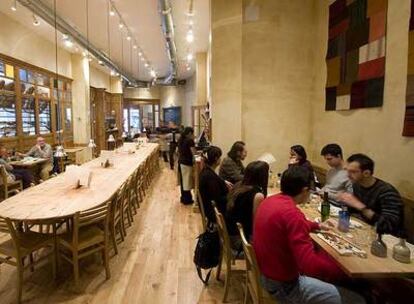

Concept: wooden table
[[0, 143, 158, 222], [267, 187, 414, 278], [9, 157, 48, 168]]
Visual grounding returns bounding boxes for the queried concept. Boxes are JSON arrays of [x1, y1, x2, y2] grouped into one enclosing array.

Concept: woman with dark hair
[[289, 145, 315, 183], [219, 141, 247, 184], [199, 146, 232, 223], [226, 161, 269, 248], [178, 127, 196, 204]]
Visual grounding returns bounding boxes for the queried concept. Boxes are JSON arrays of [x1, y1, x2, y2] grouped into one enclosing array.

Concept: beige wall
[[124, 87, 161, 100], [211, 0, 317, 172], [160, 85, 187, 125], [211, 0, 243, 153], [185, 74, 197, 127], [310, 0, 414, 200], [0, 11, 72, 78], [89, 67, 110, 90]]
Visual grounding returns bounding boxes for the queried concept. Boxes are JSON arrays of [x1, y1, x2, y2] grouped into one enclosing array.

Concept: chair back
[[0, 217, 20, 254], [237, 222, 264, 303], [72, 202, 110, 244], [0, 165, 8, 187], [213, 205, 233, 262], [196, 189, 207, 231]]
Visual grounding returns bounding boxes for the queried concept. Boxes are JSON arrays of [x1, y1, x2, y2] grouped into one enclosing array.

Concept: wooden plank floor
[[0, 162, 245, 304]]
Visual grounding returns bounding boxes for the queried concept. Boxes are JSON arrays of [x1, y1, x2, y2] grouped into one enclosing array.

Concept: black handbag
[[193, 224, 220, 284]]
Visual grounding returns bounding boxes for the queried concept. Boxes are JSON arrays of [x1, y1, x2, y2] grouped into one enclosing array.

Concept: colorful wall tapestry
[[325, 0, 387, 111], [403, 0, 414, 136]]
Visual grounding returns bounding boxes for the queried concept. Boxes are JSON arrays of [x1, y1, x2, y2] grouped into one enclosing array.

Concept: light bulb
[[186, 30, 194, 43], [187, 53, 193, 61], [11, 0, 17, 11], [138, 52, 142, 57], [127, 36, 131, 41], [110, 70, 116, 76], [150, 70, 156, 77], [119, 23, 124, 29], [144, 63, 149, 68], [133, 45, 137, 49], [109, 8, 115, 16]]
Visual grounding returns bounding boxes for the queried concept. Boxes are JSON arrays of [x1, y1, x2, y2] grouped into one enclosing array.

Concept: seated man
[[338, 154, 404, 236], [320, 144, 353, 204], [219, 141, 247, 184], [0, 145, 34, 189], [18, 137, 53, 181], [254, 166, 365, 304]]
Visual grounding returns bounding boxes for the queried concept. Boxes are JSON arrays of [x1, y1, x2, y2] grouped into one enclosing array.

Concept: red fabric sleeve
[[285, 209, 346, 282], [307, 220, 321, 232]]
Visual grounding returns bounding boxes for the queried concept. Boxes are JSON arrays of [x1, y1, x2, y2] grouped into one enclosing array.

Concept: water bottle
[[338, 205, 350, 232]]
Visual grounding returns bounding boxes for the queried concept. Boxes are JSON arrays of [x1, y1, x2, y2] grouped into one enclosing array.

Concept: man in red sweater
[[253, 166, 365, 304]]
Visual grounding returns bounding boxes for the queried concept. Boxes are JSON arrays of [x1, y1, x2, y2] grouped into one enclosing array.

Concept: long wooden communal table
[[268, 187, 414, 278], [0, 143, 159, 222]]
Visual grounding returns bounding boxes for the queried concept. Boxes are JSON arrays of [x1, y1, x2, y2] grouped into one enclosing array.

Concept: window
[[39, 99, 51, 134], [123, 108, 129, 133], [0, 92, 17, 137], [22, 97, 36, 135], [130, 108, 141, 134]]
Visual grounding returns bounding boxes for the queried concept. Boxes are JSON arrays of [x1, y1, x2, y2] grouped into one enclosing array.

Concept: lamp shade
[[88, 139, 96, 148], [107, 134, 115, 142], [54, 145, 66, 157]]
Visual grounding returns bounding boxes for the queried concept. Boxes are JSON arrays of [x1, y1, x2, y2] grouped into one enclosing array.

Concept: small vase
[[393, 238, 411, 264]]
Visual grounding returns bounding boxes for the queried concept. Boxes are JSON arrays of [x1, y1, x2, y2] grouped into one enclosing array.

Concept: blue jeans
[[261, 275, 366, 304]]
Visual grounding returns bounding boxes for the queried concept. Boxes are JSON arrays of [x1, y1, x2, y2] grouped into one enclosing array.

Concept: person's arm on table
[[286, 210, 346, 282]]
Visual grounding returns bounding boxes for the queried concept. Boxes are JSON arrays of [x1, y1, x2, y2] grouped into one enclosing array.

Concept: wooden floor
[[0, 162, 245, 304]]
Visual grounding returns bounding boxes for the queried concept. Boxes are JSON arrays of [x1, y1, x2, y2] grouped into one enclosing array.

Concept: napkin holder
[[370, 234, 387, 258]]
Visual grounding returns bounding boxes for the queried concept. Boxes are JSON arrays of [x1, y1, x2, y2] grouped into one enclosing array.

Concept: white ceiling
[[0, 0, 210, 81]]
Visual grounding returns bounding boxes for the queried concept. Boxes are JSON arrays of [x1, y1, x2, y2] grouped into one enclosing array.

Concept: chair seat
[[0, 231, 53, 257], [59, 225, 104, 251]]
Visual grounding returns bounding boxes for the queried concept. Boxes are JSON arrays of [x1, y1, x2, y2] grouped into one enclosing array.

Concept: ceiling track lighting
[[186, 29, 194, 43], [11, 0, 17, 11], [119, 23, 124, 29], [126, 35, 131, 41], [32, 14, 40, 26]]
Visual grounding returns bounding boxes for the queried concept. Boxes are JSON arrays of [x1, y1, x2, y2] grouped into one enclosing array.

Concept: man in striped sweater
[[337, 154, 404, 236]]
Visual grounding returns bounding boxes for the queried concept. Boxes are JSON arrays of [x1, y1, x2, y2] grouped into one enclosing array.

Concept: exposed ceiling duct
[[158, 0, 178, 84], [16, 0, 148, 87]]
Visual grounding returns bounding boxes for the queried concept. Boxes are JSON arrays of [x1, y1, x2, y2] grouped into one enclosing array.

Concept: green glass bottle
[[321, 191, 330, 222]]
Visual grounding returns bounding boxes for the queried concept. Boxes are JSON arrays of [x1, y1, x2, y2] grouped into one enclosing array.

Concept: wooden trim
[[0, 53, 73, 82]]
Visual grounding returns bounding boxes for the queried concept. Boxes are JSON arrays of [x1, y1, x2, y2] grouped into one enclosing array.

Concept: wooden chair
[[237, 223, 275, 304], [214, 205, 244, 303], [57, 202, 111, 289], [196, 189, 207, 231], [0, 217, 56, 303], [0, 165, 23, 200], [109, 184, 128, 255]]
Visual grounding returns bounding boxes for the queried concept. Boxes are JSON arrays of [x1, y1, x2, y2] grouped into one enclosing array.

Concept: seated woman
[[226, 161, 269, 249], [289, 144, 316, 188], [219, 141, 247, 184], [199, 146, 231, 224]]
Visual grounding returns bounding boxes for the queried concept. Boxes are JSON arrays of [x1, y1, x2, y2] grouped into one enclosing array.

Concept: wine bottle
[[321, 191, 330, 222]]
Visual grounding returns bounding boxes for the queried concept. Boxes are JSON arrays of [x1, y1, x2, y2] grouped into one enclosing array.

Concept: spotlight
[[144, 63, 149, 68], [110, 70, 116, 76], [133, 45, 137, 49], [109, 7, 115, 16], [98, 60, 104, 65], [186, 30, 194, 43], [32, 14, 40, 26], [11, 0, 17, 11], [62, 35, 73, 48], [187, 53, 193, 61], [138, 52, 142, 57], [127, 36, 131, 41], [119, 23, 124, 29], [150, 70, 156, 78]]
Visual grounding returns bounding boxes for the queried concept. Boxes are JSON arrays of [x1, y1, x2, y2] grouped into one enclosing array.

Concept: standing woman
[[178, 127, 196, 204], [226, 161, 269, 248]]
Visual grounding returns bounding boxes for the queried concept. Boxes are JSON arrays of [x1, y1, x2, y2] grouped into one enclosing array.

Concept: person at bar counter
[[226, 160, 268, 250], [167, 121, 179, 170], [16, 137, 53, 181], [199, 146, 232, 223], [219, 141, 247, 184], [320, 144, 353, 204], [337, 154, 404, 236], [177, 127, 196, 204], [0, 146, 34, 189], [254, 166, 365, 304]]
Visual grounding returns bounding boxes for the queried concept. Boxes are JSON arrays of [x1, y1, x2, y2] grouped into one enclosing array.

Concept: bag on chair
[[193, 224, 220, 285]]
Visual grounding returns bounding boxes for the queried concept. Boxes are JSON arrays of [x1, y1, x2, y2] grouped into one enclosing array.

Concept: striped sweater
[[353, 179, 404, 236]]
